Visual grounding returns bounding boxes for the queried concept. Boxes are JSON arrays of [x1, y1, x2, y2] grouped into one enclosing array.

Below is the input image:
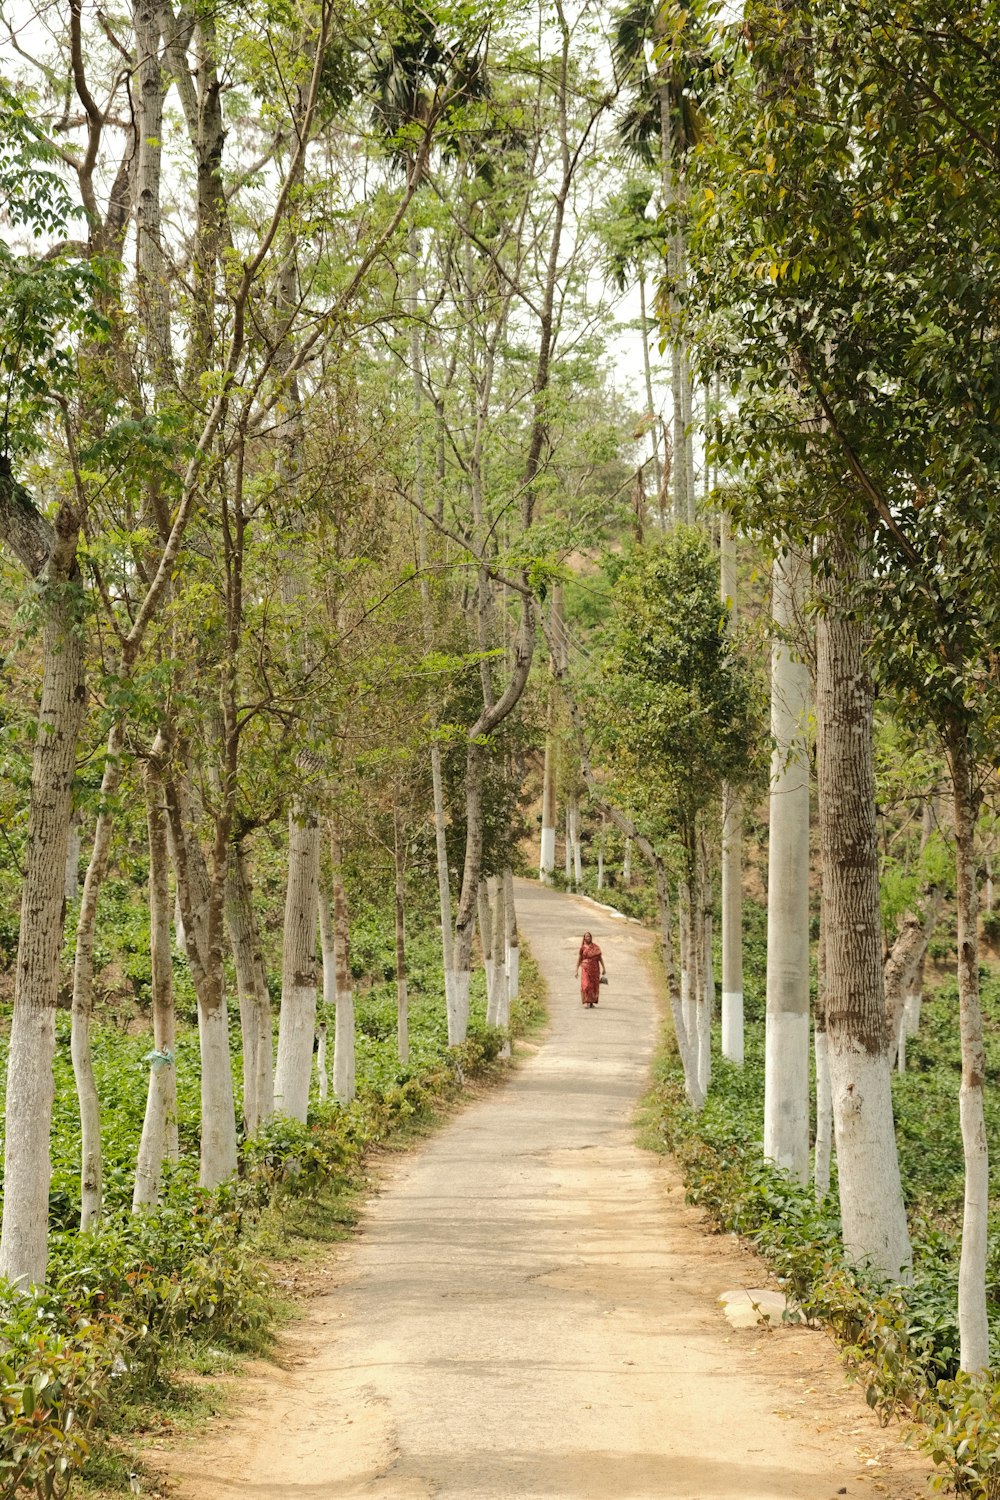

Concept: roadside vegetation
[[625, 890, 1000, 1499], [0, 875, 545, 1498]]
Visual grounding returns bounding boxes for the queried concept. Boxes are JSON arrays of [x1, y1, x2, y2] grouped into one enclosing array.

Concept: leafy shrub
[[646, 1027, 1000, 1494], [0, 1291, 114, 1500]]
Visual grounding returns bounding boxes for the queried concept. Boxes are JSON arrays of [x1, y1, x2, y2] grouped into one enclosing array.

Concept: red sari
[[578, 941, 603, 1006]]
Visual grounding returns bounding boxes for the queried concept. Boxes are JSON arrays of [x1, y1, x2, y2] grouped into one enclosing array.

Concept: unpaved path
[[156, 882, 931, 1500]]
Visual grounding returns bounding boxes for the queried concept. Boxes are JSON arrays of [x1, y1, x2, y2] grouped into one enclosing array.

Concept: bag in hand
[[599, 974, 609, 986]]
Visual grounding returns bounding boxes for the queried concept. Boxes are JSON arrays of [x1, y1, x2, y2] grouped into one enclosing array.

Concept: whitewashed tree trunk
[[393, 807, 409, 1068], [331, 828, 356, 1104], [316, 1022, 329, 1104], [885, 887, 943, 1069], [564, 804, 572, 881], [478, 876, 494, 1007], [679, 880, 695, 1048], [431, 742, 456, 1027], [898, 988, 921, 1073], [318, 875, 337, 1008], [597, 819, 605, 891], [721, 787, 744, 1065], [273, 809, 320, 1122], [571, 795, 583, 888], [817, 538, 911, 1282], [134, 744, 178, 1210], [489, 878, 508, 1030], [198, 996, 236, 1181], [763, 546, 812, 1184], [623, 837, 632, 885], [0, 588, 86, 1287], [225, 843, 274, 1134], [504, 867, 520, 1003], [948, 731, 990, 1372], [165, 773, 237, 1188], [697, 914, 711, 1101], [71, 723, 124, 1231], [720, 514, 744, 1064]]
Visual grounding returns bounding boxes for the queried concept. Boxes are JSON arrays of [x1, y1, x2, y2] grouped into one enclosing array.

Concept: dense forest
[[2, 0, 1000, 1494]]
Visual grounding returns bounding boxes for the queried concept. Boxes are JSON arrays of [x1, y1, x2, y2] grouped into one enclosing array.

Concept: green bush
[[0, 1293, 113, 1500], [645, 1026, 1000, 1496]]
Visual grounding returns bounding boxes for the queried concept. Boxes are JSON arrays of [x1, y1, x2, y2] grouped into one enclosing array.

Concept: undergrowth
[[0, 949, 546, 1499], [643, 977, 1000, 1500]]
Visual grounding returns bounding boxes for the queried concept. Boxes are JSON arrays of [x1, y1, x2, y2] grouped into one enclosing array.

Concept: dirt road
[[157, 881, 931, 1499]]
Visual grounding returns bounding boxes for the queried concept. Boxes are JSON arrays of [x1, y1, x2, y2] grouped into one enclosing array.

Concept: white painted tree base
[[539, 826, 556, 882], [721, 991, 744, 1065], [829, 1044, 911, 1283], [198, 1001, 238, 1188], [763, 1010, 810, 1184]]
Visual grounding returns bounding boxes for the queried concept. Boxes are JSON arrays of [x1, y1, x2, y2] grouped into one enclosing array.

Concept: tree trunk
[[0, 585, 86, 1286], [65, 811, 83, 906], [885, 887, 943, 1067], [331, 826, 356, 1104], [225, 842, 273, 1134], [133, 740, 178, 1209], [679, 880, 694, 1049], [393, 809, 409, 1068], [431, 742, 456, 1028], [720, 512, 744, 1065], [763, 546, 811, 1184], [540, 710, 557, 882], [948, 729, 990, 1372], [316, 1022, 329, 1104], [698, 910, 712, 1101], [478, 876, 494, 1005], [637, 275, 662, 507], [273, 807, 320, 1122], [898, 984, 922, 1073], [71, 724, 124, 1232], [817, 537, 911, 1282], [174, 892, 186, 954], [503, 867, 520, 1003], [133, 0, 173, 385], [166, 772, 237, 1188], [623, 837, 632, 885], [654, 861, 701, 1107], [540, 589, 564, 883], [814, 904, 832, 1200], [486, 878, 507, 1031]]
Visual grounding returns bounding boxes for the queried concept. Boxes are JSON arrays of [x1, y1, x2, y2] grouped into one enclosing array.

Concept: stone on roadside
[[718, 1287, 804, 1329]]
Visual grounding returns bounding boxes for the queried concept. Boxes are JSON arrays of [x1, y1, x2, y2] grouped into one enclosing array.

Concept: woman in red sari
[[575, 931, 606, 1007]]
